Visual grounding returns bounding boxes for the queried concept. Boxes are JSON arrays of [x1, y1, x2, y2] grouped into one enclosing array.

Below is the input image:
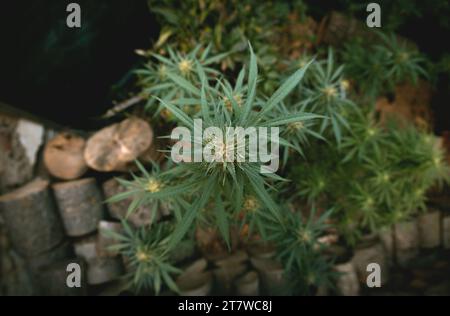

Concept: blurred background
[[0, 0, 449, 132], [0, 0, 450, 296]]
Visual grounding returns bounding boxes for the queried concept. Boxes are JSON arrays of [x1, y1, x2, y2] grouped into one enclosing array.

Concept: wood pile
[[0, 116, 164, 295]]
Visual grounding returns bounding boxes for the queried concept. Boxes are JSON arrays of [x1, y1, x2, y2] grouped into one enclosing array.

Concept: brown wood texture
[[52, 178, 103, 237], [33, 258, 87, 296], [84, 117, 153, 172], [43, 132, 87, 180], [0, 178, 64, 257]]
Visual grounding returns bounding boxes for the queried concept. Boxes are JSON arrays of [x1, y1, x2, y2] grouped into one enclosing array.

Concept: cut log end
[[43, 132, 87, 180], [84, 117, 153, 172]]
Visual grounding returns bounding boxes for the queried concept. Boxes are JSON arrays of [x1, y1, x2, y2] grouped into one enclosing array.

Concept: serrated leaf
[[215, 194, 230, 248], [166, 72, 200, 96], [240, 43, 258, 125], [156, 97, 194, 129], [260, 59, 314, 116]]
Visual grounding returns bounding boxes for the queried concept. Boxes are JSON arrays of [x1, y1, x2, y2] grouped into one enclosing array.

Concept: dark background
[[305, 0, 450, 135], [0, 0, 448, 132], [0, 0, 157, 130]]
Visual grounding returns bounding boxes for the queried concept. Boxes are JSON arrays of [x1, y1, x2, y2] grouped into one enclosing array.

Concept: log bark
[[214, 250, 248, 268], [394, 220, 419, 266], [443, 214, 450, 249], [27, 240, 73, 273], [418, 210, 441, 248], [177, 270, 213, 296], [352, 240, 388, 285], [74, 233, 124, 285], [102, 178, 159, 227], [52, 178, 103, 237], [181, 258, 208, 275], [213, 253, 248, 294], [334, 261, 360, 296], [43, 132, 87, 180], [213, 264, 247, 295], [84, 117, 153, 172], [250, 258, 286, 296], [378, 226, 394, 266], [34, 258, 87, 296], [0, 178, 64, 257], [0, 248, 36, 295], [87, 257, 123, 285], [0, 114, 38, 193], [234, 271, 259, 296], [247, 242, 276, 259], [176, 258, 212, 296]]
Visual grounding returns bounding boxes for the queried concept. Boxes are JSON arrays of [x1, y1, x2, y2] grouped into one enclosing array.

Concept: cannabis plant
[[110, 46, 331, 292], [135, 44, 227, 120], [292, 106, 450, 244], [376, 32, 428, 87], [285, 49, 355, 145], [104, 220, 180, 294], [106, 161, 186, 221], [146, 0, 306, 60], [151, 45, 320, 247], [266, 206, 336, 295], [146, 0, 308, 96], [342, 32, 427, 98], [270, 101, 324, 166], [339, 107, 386, 162]]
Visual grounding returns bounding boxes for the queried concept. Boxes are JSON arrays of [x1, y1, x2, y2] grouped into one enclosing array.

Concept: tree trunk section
[[86, 257, 123, 285], [418, 210, 441, 248], [43, 132, 87, 180], [394, 220, 419, 266], [84, 117, 153, 172], [34, 258, 87, 296], [52, 178, 103, 237], [0, 178, 64, 257], [334, 261, 360, 296]]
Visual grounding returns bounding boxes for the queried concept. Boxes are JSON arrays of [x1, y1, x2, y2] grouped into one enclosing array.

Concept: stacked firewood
[[0, 117, 163, 295], [333, 206, 450, 296], [175, 243, 287, 296]]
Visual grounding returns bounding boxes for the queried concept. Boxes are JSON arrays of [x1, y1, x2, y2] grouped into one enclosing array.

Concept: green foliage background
[[105, 0, 450, 295]]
